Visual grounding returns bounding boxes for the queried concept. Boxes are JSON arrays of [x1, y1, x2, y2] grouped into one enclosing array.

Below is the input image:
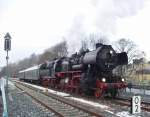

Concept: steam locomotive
[[19, 43, 128, 98]]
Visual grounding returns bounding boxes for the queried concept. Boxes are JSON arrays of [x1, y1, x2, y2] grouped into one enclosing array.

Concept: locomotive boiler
[[19, 43, 128, 98]]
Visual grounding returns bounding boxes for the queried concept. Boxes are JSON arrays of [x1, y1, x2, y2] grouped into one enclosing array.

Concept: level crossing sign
[[131, 96, 141, 114]]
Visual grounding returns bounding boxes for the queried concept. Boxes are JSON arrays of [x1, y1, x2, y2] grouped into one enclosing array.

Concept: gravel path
[[7, 87, 57, 117]]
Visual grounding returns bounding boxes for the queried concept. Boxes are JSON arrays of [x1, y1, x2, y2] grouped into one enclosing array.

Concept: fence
[[0, 78, 8, 117]]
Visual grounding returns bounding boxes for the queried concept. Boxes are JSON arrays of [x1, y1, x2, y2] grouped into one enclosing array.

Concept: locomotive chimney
[[96, 43, 103, 49]]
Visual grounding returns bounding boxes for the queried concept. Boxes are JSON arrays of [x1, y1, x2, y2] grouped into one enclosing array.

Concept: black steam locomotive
[[19, 43, 128, 98]]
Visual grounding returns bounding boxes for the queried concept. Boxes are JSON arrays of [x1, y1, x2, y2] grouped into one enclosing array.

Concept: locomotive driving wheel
[[110, 89, 118, 98], [94, 89, 102, 98]]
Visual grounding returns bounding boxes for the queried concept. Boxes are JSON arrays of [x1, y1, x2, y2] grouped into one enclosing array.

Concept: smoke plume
[[66, 0, 146, 54], [91, 0, 145, 34]]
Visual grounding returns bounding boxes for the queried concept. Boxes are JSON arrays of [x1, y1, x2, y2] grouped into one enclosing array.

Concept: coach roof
[[19, 65, 40, 73]]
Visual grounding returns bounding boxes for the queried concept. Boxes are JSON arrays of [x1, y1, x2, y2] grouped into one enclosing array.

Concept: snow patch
[[1, 77, 15, 87], [18, 81, 108, 109], [66, 97, 108, 109], [8, 80, 15, 87], [47, 89, 70, 97], [116, 111, 141, 117], [105, 110, 114, 114], [21, 81, 70, 97]]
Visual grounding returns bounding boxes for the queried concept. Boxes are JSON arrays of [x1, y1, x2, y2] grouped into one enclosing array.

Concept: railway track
[[12, 80, 150, 117], [114, 97, 150, 112], [13, 81, 104, 117]]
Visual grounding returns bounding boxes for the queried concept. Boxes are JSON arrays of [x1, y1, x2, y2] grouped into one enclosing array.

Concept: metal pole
[[5, 50, 9, 117], [1, 79, 8, 117], [6, 50, 9, 92], [4, 32, 11, 117]]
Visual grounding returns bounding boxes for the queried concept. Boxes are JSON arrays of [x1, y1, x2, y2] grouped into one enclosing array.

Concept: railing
[[0, 78, 8, 117], [127, 83, 150, 90]]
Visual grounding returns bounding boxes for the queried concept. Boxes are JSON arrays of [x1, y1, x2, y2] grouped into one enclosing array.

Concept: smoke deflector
[[117, 52, 128, 65]]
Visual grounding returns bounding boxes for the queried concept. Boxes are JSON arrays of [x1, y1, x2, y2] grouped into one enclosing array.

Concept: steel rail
[[115, 97, 150, 112], [15, 84, 65, 117], [14, 81, 104, 117]]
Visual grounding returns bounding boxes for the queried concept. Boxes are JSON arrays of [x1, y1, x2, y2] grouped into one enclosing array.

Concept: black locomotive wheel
[[110, 89, 118, 98], [94, 89, 102, 98], [83, 88, 93, 96]]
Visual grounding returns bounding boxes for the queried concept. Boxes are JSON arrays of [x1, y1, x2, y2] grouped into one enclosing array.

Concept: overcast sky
[[0, 0, 150, 67]]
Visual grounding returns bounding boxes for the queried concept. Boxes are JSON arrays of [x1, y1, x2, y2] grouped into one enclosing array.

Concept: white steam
[[92, 0, 145, 33], [66, 0, 146, 54]]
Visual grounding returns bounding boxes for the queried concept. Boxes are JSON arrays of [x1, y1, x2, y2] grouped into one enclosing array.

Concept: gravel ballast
[[7, 86, 57, 117]]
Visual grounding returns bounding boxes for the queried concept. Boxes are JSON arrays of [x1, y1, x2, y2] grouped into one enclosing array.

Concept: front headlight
[[65, 78, 69, 83], [102, 78, 106, 82], [121, 78, 125, 82]]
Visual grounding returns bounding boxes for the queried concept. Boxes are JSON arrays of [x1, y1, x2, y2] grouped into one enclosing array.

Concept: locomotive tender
[[19, 43, 128, 98]]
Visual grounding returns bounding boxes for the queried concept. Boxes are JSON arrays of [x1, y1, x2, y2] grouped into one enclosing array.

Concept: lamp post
[[4, 32, 11, 91]]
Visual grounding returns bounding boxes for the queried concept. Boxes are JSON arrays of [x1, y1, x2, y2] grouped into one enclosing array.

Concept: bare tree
[[89, 33, 109, 49], [28, 53, 38, 66], [52, 40, 68, 57], [114, 38, 143, 63], [80, 38, 88, 52], [38, 40, 68, 64], [113, 38, 146, 82], [0, 40, 68, 76], [38, 51, 55, 64], [79, 33, 109, 51], [45, 40, 68, 58]]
